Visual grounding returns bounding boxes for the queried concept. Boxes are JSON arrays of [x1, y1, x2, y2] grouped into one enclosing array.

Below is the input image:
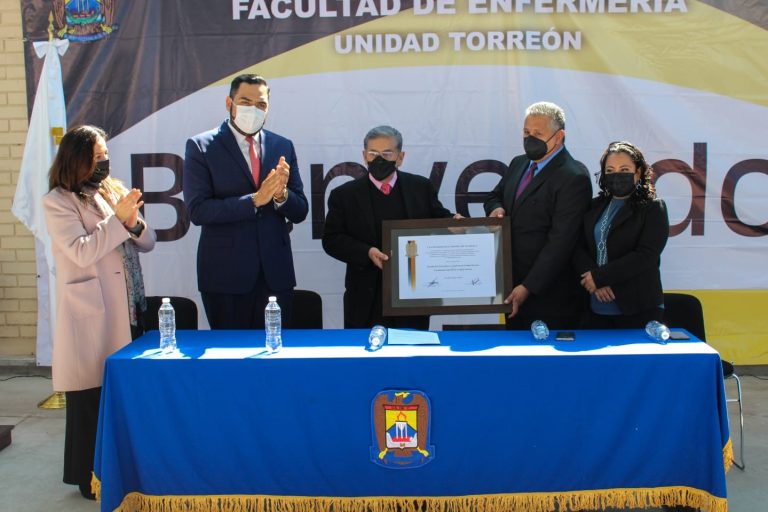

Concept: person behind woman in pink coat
[[42, 125, 156, 499]]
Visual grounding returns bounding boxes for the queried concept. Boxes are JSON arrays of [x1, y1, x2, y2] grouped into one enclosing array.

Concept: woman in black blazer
[[573, 141, 669, 328]]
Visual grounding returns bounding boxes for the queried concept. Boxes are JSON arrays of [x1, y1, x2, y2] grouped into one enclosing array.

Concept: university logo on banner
[[370, 391, 434, 468], [52, 0, 118, 42]]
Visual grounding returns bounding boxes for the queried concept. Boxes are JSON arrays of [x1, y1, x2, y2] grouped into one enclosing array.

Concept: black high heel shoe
[[79, 482, 96, 500]]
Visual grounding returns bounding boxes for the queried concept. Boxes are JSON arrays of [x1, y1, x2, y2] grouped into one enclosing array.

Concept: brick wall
[[0, 0, 36, 360]]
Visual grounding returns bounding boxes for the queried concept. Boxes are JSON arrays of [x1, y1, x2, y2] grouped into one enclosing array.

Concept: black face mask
[[603, 172, 636, 197], [88, 159, 110, 186], [367, 156, 397, 181], [524, 130, 560, 161]]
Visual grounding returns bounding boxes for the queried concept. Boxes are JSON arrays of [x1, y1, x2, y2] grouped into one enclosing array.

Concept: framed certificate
[[381, 217, 513, 316]]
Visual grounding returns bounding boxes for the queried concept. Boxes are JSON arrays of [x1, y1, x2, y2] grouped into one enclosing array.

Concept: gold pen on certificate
[[405, 240, 418, 290]]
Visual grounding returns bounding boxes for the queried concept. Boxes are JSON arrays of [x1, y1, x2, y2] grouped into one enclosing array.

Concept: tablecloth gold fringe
[[723, 437, 735, 473], [92, 471, 101, 500], [89, 483, 728, 512]]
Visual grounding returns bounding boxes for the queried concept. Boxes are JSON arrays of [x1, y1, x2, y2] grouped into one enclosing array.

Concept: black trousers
[[350, 277, 429, 330], [505, 313, 582, 332], [63, 314, 145, 488], [581, 306, 664, 330], [63, 387, 101, 487], [202, 274, 294, 330]]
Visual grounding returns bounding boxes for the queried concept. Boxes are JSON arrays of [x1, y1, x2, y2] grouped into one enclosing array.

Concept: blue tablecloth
[[94, 329, 731, 512]]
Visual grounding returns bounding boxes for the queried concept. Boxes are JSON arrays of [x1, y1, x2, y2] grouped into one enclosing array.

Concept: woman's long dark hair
[[597, 141, 656, 206], [48, 125, 107, 192]]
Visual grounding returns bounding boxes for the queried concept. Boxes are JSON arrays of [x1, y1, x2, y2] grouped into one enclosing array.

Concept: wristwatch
[[126, 220, 145, 236], [274, 187, 288, 203]]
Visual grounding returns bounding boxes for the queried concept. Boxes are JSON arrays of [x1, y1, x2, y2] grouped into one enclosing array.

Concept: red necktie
[[380, 183, 392, 196], [245, 135, 261, 188], [515, 162, 537, 199]]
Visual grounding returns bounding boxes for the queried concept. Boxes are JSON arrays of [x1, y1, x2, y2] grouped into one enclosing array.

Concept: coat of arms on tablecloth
[[370, 390, 434, 468]]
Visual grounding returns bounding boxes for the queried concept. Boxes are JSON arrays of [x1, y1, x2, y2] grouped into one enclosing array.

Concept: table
[[93, 329, 731, 512]]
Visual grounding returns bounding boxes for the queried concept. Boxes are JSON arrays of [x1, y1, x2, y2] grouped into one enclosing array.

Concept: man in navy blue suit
[[183, 74, 308, 329]]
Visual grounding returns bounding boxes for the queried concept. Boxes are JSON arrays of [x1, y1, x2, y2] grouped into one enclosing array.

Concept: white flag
[[12, 38, 68, 366], [12, 39, 68, 266]]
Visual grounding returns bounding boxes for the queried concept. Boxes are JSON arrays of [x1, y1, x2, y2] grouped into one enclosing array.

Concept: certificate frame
[[381, 217, 513, 316]]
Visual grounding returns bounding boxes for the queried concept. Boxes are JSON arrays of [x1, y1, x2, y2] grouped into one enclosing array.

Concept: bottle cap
[[162, 297, 170, 303], [268, 296, 277, 302]]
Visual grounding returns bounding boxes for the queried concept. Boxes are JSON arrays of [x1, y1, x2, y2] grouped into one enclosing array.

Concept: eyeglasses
[[366, 150, 398, 161]]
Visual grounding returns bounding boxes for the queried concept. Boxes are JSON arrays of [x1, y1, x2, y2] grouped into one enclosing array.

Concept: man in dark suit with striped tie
[[485, 101, 591, 330]]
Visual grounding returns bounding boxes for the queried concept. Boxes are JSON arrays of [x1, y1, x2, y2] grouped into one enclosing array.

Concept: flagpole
[[13, 12, 69, 409]]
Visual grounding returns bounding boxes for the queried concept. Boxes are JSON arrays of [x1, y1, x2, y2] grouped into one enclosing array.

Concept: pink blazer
[[43, 188, 156, 391]]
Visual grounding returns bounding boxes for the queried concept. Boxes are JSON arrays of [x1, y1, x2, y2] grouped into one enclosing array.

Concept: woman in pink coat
[[43, 125, 156, 499]]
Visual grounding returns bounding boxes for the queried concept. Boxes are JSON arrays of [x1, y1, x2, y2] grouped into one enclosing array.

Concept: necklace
[[597, 199, 623, 266]]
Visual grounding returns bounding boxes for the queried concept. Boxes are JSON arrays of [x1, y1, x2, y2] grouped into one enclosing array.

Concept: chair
[[291, 289, 323, 329], [663, 292, 745, 470], [144, 296, 199, 330]]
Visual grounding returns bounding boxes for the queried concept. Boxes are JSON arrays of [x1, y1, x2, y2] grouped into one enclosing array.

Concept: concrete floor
[[0, 367, 766, 512]]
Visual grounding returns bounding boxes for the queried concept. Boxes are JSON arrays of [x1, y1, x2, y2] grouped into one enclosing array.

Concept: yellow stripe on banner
[[97, 487, 728, 512], [669, 289, 768, 365], [214, 1, 768, 107]]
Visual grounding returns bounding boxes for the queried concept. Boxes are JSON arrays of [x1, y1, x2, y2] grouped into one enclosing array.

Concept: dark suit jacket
[[183, 121, 308, 294], [322, 171, 452, 327], [573, 196, 669, 315], [484, 148, 592, 318]]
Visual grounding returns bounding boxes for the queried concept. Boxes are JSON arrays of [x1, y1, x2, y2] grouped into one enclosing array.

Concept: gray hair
[[525, 102, 566, 132], [363, 125, 403, 150]]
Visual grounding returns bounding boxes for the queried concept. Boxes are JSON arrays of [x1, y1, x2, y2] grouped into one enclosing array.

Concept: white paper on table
[[135, 348, 190, 359], [387, 329, 441, 345], [199, 347, 266, 359]]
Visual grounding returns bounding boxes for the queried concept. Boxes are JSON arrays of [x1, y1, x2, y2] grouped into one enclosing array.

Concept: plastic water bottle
[[265, 296, 282, 354], [530, 320, 550, 341], [158, 298, 176, 353], [368, 325, 387, 351], [645, 320, 670, 343]]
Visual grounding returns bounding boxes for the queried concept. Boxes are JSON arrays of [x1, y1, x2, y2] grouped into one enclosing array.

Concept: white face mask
[[233, 105, 266, 135]]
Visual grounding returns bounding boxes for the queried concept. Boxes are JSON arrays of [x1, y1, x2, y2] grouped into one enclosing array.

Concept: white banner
[[106, 66, 768, 329]]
